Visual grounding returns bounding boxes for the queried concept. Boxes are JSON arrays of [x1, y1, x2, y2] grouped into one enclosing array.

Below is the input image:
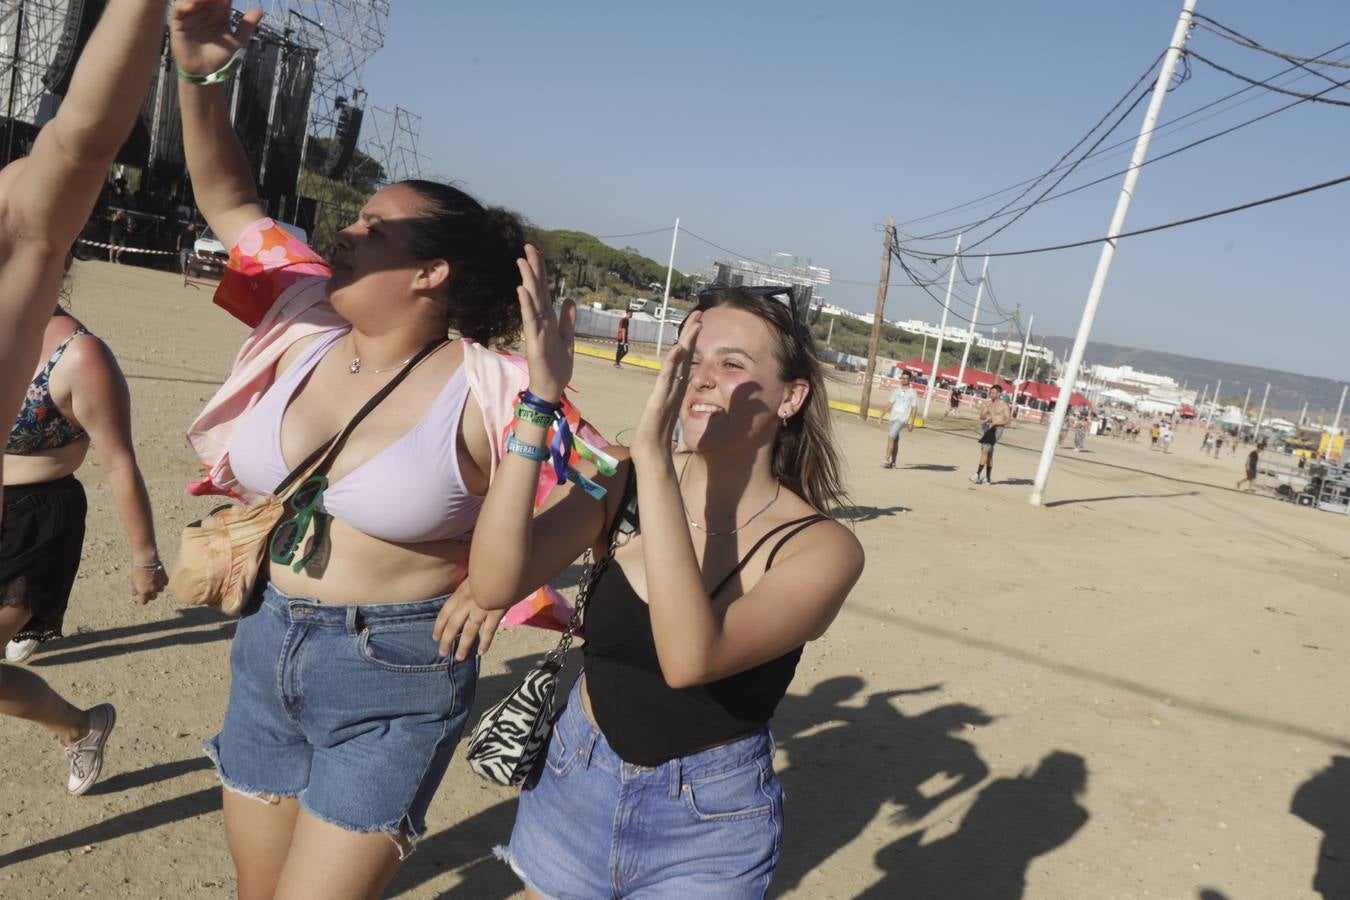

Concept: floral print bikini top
[[6, 327, 89, 455]]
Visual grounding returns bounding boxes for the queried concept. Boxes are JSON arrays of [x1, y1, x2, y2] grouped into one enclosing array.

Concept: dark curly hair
[[399, 179, 526, 346]]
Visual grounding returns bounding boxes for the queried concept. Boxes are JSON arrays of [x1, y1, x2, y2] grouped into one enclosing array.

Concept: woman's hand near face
[[169, 0, 262, 77], [516, 244, 574, 404], [630, 311, 701, 471]]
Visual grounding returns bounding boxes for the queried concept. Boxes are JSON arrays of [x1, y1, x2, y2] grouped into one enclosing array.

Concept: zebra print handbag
[[465, 547, 608, 786], [465, 469, 638, 787]]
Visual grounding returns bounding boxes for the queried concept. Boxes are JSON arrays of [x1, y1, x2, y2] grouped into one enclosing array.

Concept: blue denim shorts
[[504, 679, 783, 898], [204, 583, 477, 849]]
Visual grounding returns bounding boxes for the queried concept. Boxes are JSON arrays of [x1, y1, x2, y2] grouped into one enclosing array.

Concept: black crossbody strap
[[711, 514, 829, 597], [273, 337, 449, 496]]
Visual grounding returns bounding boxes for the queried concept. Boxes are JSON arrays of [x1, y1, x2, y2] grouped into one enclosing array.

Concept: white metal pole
[[1255, 382, 1271, 441], [653, 218, 680, 357], [1300, 401, 1308, 427], [1013, 314, 1034, 403], [1334, 385, 1347, 434], [1030, 0, 1198, 506], [1242, 387, 1252, 425], [1206, 379, 1221, 428], [955, 255, 989, 394], [922, 234, 962, 422]]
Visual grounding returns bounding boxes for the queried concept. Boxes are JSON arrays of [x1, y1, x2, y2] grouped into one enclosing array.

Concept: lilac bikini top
[[227, 330, 483, 544]]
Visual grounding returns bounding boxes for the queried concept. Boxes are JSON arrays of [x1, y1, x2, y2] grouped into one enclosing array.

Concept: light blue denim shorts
[[504, 679, 783, 898], [204, 583, 477, 849]]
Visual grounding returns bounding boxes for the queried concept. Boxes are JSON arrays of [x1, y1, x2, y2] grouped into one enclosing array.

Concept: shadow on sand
[[861, 750, 1089, 899], [1043, 490, 1199, 508], [1291, 756, 1350, 898]]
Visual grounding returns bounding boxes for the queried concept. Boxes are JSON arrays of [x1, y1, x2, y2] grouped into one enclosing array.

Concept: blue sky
[[357, 1, 1350, 381]]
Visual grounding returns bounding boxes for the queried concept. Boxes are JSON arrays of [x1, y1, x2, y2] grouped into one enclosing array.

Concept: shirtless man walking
[[970, 389, 1012, 485]]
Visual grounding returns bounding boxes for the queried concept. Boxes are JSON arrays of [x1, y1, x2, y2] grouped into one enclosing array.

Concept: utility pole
[[654, 218, 681, 356], [955, 256, 989, 392], [921, 233, 963, 422], [1206, 379, 1222, 429], [859, 217, 895, 421], [1299, 401, 1308, 428], [1255, 382, 1271, 442], [1335, 384, 1348, 434], [825, 317, 834, 347], [1029, 0, 1198, 507], [1242, 387, 1252, 426], [995, 305, 1019, 381], [1013, 314, 1035, 402]]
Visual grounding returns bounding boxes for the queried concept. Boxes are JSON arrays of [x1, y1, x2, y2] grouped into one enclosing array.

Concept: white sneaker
[[65, 703, 116, 796], [969, 474, 984, 484], [5, 638, 39, 664]]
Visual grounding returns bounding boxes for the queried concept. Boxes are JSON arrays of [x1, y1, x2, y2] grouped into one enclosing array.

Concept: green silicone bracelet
[[177, 48, 245, 86]]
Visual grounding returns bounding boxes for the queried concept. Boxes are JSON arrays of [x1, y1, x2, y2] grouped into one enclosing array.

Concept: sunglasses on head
[[695, 284, 807, 338], [269, 475, 330, 572]]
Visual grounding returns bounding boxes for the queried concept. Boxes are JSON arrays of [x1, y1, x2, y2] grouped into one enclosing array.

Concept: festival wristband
[[506, 432, 548, 462], [177, 48, 246, 85], [549, 414, 574, 485], [572, 434, 619, 477], [513, 403, 554, 429], [568, 468, 608, 501], [518, 389, 562, 414]]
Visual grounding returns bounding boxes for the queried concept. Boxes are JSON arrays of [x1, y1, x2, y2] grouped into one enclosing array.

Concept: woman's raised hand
[[631, 311, 701, 468], [170, 0, 263, 78], [516, 244, 575, 403]]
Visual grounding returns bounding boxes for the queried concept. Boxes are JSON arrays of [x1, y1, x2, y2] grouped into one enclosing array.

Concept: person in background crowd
[[0, 0, 166, 796], [1237, 441, 1263, 491], [107, 208, 131, 264], [177, 219, 199, 284], [614, 310, 631, 367], [880, 370, 918, 469], [970, 389, 1011, 484]]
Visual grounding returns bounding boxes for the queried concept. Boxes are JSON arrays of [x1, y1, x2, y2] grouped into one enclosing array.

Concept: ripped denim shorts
[[204, 583, 477, 851]]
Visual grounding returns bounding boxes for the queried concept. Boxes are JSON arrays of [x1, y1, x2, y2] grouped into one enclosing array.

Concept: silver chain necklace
[[678, 456, 782, 537], [348, 351, 416, 375]]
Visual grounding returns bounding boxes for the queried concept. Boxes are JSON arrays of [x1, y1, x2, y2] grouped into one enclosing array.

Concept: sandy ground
[[2, 261, 1348, 899]]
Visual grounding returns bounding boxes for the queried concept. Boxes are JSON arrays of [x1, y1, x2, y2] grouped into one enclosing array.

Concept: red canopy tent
[[935, 365, 1004, 388], [1016, 382, 1091, 408], [898, 358, 934, 376], [1178, 405, 1197, 418]]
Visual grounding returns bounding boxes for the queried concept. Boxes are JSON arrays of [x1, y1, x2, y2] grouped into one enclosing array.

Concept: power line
[[895, 39, 1350, 229], [899, 170, 1350, 259], [889, 250, 1015, 328], [591, 226, 675, 239], [1193, 14, 1350, 71], [909, 52, 1165, 243], [1186, 50, 1350, 108], [902, 65, 1350, 244]]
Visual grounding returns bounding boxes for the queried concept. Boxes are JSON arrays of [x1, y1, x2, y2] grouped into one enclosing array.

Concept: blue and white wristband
[[506, 432, 548, 462]]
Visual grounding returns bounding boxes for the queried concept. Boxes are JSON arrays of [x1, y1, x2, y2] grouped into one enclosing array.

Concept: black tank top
[[583, 514, 828, 767]]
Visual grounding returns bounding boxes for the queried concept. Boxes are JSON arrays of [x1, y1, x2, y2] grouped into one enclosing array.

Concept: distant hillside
[[1040, 337, 1345, 419]]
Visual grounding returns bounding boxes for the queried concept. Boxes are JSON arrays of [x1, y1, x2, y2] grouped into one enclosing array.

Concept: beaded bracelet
[[177, 48, 246, 86], [506, 432, 549, 462]]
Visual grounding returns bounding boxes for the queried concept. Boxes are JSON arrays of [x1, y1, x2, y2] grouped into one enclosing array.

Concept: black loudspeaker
[[323, 104, 363, 179], [42, 0, 107, 97]]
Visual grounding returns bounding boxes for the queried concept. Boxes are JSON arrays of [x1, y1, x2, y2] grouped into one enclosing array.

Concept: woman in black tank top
[[466, 268, 865, 898]]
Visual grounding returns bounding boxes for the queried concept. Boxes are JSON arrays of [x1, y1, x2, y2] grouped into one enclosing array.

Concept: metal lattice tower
[[362, 104, 427, 186], [262, 0, 387, 167], [1, 1, 72, 158]]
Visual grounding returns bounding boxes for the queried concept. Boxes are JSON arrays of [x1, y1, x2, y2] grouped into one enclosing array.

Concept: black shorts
[[1, 475, 87, 642], [979, 425, 1004, 446]]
